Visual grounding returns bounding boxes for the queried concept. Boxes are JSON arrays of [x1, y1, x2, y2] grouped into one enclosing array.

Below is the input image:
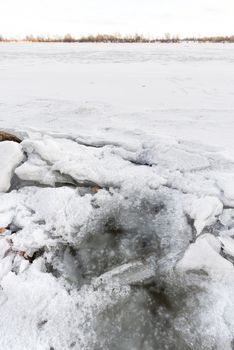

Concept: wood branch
[[0, 131, 22, 143]]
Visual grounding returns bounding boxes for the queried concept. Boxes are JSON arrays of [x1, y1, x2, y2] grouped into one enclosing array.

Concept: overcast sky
[[0, 0, 233, 38]]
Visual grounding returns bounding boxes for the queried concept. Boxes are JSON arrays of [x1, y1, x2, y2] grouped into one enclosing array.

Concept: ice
[[16, 136, 166, 189], [0, 238, 11, 260], [176, 234, 234, 349], [177, 234, 227, 276], [0, 141, 24, 192], [93, 259, 156, 287], [1, 43, 234, 349], [138, 139, 210, 171], [186, 196, 223, 235], [15, 153, 72, 186], [219, 235, 234, 258], [0, 255, 14, 281], [219, 209, 234, 227], [217, 176, 234, 207]]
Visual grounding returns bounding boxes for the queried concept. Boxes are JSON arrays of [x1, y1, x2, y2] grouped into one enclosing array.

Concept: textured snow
[[1, 43, 234, 349]]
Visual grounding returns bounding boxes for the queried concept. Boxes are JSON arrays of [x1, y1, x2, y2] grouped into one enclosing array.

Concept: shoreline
[[1, 35, 234, 44]]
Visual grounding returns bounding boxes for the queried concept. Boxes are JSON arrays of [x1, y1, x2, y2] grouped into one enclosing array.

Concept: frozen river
[[1, 43, 234, 350], [1, 42, 234, 150]]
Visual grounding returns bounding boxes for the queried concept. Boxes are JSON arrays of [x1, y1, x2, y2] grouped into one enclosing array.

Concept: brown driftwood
[[0, 131, 21, 143]]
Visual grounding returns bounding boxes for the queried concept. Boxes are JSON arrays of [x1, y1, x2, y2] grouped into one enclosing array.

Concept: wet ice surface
[[1, 43, 234, 349]]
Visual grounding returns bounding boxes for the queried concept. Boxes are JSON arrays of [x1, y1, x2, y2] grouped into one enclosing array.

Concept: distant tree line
[[183, 35, 234, 43], [0, 33, 234, 43]]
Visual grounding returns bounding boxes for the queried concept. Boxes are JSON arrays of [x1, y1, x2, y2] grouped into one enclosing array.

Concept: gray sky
[[0, 0, 233, 38]]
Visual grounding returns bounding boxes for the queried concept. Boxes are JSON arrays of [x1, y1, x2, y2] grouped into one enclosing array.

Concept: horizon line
[[1, 33, 234, 43]]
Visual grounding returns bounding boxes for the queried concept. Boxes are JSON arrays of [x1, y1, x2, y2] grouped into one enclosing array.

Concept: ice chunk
[[19, 136, 166, 189], [0, 191, 20, 227], [0, 238, 11, 260], [93, 259, 155, 287], [219, 209, 234, 227], [15, 153, 75, 186], [12, 225, 55, 256], [217, 176, 234, 207], [219, 234, 234, 258], [177, 234, 232, 277], [186, 196, 223, 235], [0, 255, 14, 281], [0, 141, 24, 192]]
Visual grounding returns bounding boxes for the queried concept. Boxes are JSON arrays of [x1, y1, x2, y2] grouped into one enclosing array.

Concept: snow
[[1, 42, 234, 349], [0, 141, 24, 192]]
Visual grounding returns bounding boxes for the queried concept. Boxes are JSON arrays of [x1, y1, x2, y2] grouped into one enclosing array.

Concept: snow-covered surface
[[1, 43, 234, 349], [1, 42, 234, 151]]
